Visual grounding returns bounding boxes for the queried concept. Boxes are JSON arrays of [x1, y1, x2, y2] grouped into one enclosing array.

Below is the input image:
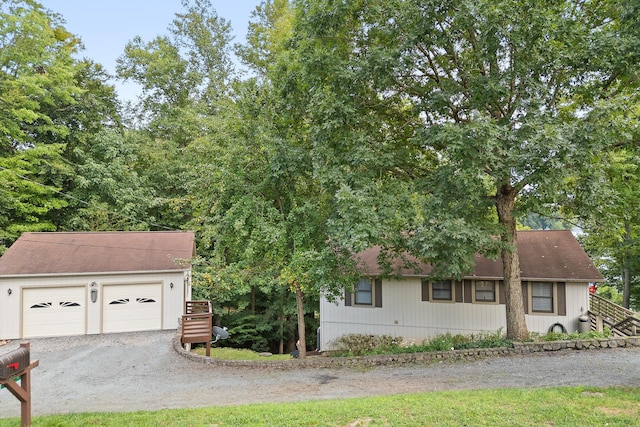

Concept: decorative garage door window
[[108, 298, 156, 305], [30, 301, 81, 308]]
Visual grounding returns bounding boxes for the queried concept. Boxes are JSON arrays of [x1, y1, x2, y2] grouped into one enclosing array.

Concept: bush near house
[[329, 329, 612, 358]]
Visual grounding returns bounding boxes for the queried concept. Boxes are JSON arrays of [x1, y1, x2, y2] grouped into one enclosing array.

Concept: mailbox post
[[0, 341, 39, 427]]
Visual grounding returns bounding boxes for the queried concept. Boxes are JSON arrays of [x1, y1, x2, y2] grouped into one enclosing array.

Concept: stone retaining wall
[[172, 333, 640, 370]]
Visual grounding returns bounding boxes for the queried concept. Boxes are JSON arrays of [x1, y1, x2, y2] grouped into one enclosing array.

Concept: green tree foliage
[[117, 0, 233, 141], [187, 77, 358, 355], [577, 148, 640, 310], [116, 0, 235, 230], [236, 0, 294, 76], [0, 0, 80, 153], [519, 213, 573, 232], [0, 143, 71, 248], [0, 0, 89, 248], [64, 129, 157, 231], [184, 1, 360, 356], [0, 2, 125, 248], [290, 0, 640, 338]]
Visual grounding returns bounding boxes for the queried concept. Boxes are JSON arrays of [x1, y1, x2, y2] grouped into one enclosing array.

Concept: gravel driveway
[[1, 330, 639, 419]]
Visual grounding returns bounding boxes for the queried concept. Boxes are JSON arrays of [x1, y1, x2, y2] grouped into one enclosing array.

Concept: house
[[0, 231, 195, 339], [319, 230, 603, 350]]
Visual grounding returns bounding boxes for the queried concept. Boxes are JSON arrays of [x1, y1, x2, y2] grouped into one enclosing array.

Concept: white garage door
[[102, 283, 162, 333], [23, 287, 86, 338]]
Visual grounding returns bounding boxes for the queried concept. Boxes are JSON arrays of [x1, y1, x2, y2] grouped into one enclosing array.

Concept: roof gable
[[356, 230, 603, 282], [0, 231, 196, 276]]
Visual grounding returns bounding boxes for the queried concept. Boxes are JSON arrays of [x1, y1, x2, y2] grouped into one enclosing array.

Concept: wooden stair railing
[[588, 294, 639, 337], [613, 317, 640, 336]]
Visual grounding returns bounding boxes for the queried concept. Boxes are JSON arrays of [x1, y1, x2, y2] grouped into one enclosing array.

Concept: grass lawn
[[192, 346, 291, 361], [0, 386, 638, 426]]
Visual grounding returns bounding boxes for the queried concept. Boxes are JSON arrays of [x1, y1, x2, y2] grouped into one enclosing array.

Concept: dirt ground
[[1, 330, 639, 419]]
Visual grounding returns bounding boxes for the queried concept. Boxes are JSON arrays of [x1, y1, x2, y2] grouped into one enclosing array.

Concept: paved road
[[1, 330, 640, 419]]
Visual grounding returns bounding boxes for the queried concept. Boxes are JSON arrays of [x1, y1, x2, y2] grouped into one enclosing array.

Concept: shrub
[[329, 330, 511, 357], [331, 334, 402, 356], [537, 327, 612, 342]]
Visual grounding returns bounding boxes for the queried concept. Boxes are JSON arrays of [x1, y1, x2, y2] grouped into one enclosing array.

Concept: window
[[432, 280, 453, 301], [531, 282, 553, 313], [345, 278, 382, 308], [474, 280, 496, 302], [354, 278, 373, 305]]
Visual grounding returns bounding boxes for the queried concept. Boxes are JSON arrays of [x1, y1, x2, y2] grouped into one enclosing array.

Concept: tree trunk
[[295, 285, 306, 358], [496, 185, 529, 340], [278, 315, 285, 355], [622, 220, 632, 309], [251, 286, 256, 314]]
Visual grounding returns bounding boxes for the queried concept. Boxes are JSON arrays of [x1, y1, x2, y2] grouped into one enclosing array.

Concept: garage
[[0, 231, 195, 340], [102, 283, 162, 333], [22, 286, 86, 338]]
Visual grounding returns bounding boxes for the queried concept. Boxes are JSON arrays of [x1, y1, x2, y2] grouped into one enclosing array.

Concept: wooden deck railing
[[185, 300, 212, 315], [588, 293, 639, 337], [181, 300, 213, 356]]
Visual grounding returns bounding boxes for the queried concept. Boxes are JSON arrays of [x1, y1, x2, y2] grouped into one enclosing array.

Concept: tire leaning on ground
[[548, 322, 568, 334]]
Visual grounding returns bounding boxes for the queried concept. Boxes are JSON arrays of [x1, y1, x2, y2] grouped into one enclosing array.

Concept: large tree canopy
[[290, 0, 640, 338], [184, 0, 360, 356], [0, 0, 122, 248], [0, 0, 81, 153]]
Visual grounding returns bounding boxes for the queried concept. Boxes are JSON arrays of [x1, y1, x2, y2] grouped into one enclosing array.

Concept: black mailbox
[[0, 347, 30, 380]]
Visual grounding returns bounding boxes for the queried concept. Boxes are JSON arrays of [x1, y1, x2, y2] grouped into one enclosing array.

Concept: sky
[[37, 0, 262, 102]]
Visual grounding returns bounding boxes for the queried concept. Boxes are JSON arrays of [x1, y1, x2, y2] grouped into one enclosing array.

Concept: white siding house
[[0, 231, 195, 339], [319, 230, 603, 350]]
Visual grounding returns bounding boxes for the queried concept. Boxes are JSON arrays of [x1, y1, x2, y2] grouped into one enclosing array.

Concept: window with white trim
[[474, 280, 496, 303], [354, 278, 373, 305], [432, 280, 453, 301], [531, 281, 554, 313]]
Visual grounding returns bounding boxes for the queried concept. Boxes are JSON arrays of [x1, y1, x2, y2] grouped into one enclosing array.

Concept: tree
[[0, 0, 90, 247], [0, 0, 81, 154], [116, 0, 236, 230], [0, 143, 71, 249], [236, 0, 294, 77], [575, 148, 640, 310], [291, 0, 640, 339], [186, 77, 358, 356], [184, 0, 361, 356], [65, 129, 157, 231]]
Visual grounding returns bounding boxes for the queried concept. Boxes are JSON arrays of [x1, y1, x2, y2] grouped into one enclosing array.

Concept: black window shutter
[[421, 278, 429, 301], [344, 288, 352, 306], [455, 281, 463, 303], [557, 282, 566, 316], [374, 279, 383, 307], [522, 282, 529, 314], [463, 280, 472, 303]]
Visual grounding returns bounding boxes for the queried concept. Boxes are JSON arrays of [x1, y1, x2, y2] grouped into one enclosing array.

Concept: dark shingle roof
[[0, 231, 195, 275], [356, 230, 603, 282]]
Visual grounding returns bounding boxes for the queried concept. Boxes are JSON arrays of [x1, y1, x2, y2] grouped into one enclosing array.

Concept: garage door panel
[[103, 284, 162, 333], [23, 287, 86, 338]]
